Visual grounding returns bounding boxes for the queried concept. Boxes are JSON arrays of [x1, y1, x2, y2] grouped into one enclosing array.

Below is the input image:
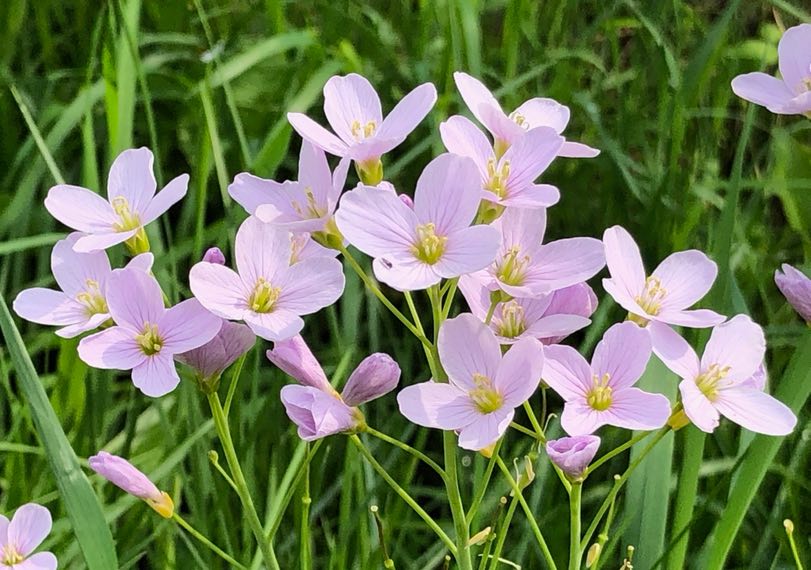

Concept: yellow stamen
[[111, 196, 142, 232], [634, 276, 667, 316], [496, 246, 530, 286], [248, 278, 281, 313], [291, 187, 326, 220], [76, 278, 108, 316], [484, 158, 511, 199], [497, 301, 526, 338], [509, 111, 529, 130], [694, 363, 731, 401], [587, 373, 613, 411], [350, 119, 378, 140], [135, 322, 163, 356], [411, 223, 447, 265], [469, 373, 503, 414], [1, 544, 24, 565]]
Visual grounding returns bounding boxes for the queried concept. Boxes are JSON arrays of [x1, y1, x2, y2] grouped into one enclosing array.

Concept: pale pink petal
[[131, 353, 180, 397], [8, 504, 51, 557], [651, 250, 718, 312], [679, 379, 720, 433], [414, 154, 481, 235], [15, 551, 57, 570], [480, 104, 525, 143], [526, 314, 591, 343], [229, 173, 285, 214], [779, 91, 811, 114], [591, 322, 651, 390], [141, 174, 189, 224], [266, 335, 333, 393], [328, 157, 351, 210], [560, 401, 606, 436], [453, 72, 505, 134], [341, 353, 401, 406], [495, 337, 544, 407], [243, 310, 304, 341], [458, 275, 489, 319], [775, 264, 811, 322], [397, 382, 478, 430], [106, 147, 156, 214], [541, 344, 592, 400], [731, 72, 796, 112], [741, 363, 768, 391], [13, 289, 84, 326], [346, 137, 401, 163], [502, 127, 564, 195], [323, 74, 382, 144], [439, 115, 493, 177], [376, 82, 437, 144], [158, 299, 221, 353], [512, 97, 570, 133], [656, 308, 725, 328], [44, 185, 116, 232], [280, 385, 356, 440], [55, 313, 110, 339], [0, 514, 8, 545], [603, 387, 671, 431], [335, 187, 417, 258], [106, 269, 165, 330], [546, 435, 601, 478], [524, 237, 605, 293], [438, 314, 502, 391], [602, 225, 646, 299], [714, 386, 797, 436], [254, 181, 329, 232], [496, 207, 546, 251], [51, 233, 111, 296], [287, 112, 349, 157], [701, 314, 765, 381], [275, 257, 345, 314], [777, 24, 811, 95], [73, 230, 137, 253], [500, 183, 560, 208], [648, 321, 700, 379], [235, 216, 291, 287], [434, 225, 501, 279], [371, 257, 440, 292], [558, 141, 600, 158], [298, 141, 333, 204], [189, 262, 249, 320], [457, 408, 514, 450], [602, 278, 648, 317], [124, 252, 154, 273], [78, 327, 144, 370]]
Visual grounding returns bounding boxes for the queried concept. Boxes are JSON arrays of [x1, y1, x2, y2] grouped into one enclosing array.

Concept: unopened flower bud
[[586, 543, 602, 568], [202, 246, 226, 265], [468, 526, 492, 546], [340, 353, 401, 407], [546, 435, 600, 481], [88, 451, 174, 518], [775, 264, 811, 323], [512, 456, 535, 493]]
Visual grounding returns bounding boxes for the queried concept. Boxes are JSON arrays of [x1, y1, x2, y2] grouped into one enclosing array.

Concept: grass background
[[1, 0, 810, 568]]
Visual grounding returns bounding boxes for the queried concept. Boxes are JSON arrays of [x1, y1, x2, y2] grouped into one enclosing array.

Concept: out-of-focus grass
[[0, 1, 809, 568]]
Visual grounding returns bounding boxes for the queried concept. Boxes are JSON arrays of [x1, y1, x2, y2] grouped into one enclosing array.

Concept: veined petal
[[159, 299, 222, 353], [335, 186, 418, 258], [56, 313, 111, 339], [8, 504, 52, 557], [652, 250, 718, 312], [499, 183, 560, 208], [457, 408, 514, 451], [542, 344, 592, 400], [434, 225, 500, 279], [107, 147, 157, 215], [602, 387, 671, 431], [559, 140, 600, 158], [44, 185, 117, 233], [131, 354, 181, 397], [298, 141, 333, 204], [679, 379, 720, 433], [376, 82, 437, 144], [648, 321, 700, 380], [502, 127, 563, 194], [439, 314, 502, 391], [731, 72, 796, 111], [397, 382, 478, 430], [287, 112, 349, 157], [51, 233, 111, 296], [189, 262, 250, 320], [591, 322, 651, 390], [453, 72, 505, 134], [512, 97, 570, 133], [602, 225, 646, 299], [244, 310, 304, 342], [77, 326, 144, 370], [230, 173, 287, 215], [280, 385, 356, 441], [141, 173, 189, 225], [525, 237, 605, 293], [777, 24, 811, 95], [13, 289, 85, 327], [495, 337, 544, 407], [560, 401, 606, 436], [439, 115, 493, 178], [371, 257, 440, 292], [656, 308, 725, 328], [15, 551, 57, 570], [266, 335, 332, 393], [106, 269, 165, 330], [714, 386, 797, 436], [701, 315, 765, 382], [414, 153, 481, 235], [323, 74, 383, 145], [235, 216, 291, 286], [275, 257, 345, 315], [73, 230, 137, 253], [496, 207, 546, 252]]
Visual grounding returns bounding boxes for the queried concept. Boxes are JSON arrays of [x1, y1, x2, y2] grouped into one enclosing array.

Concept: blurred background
[[0, 0, 809, 568]]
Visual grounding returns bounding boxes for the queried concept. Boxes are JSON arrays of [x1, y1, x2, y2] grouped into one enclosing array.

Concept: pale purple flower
[[202, 247, 226, 265], [468, 207, 604, 298], [459, 276, 593, 345], [288, 233, 339, 264], [287, 74, 437, 172], [542, 283, 599, 344], [44, 147, 188, 252], [397, 314, 544, 451], [0, 504, 56, 569], [189, 216, 345, 341], [335, 154, 500, 291], [176, 320, 255, 389], [453, 71, 599, 158], [230, 142, 350, 237], [440, 115, 563, 208], [269, 335, 401, 440], [543, 322, 671, 435], [546, 435, 600, 480], [653, 315, 796, 435], [13, 233, 153, 338], [774, 264, 811, 322], [77, 268, 221, 397], [731, 24, 811, 115], [602, 225, 724, 332], [88, 451, 174, 517]]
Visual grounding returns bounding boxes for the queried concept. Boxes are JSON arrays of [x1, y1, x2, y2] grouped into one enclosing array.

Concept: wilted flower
[[78, 268, 221, 397], [731, 24, 811, 116], [546, 435, 601, 480], [0, 503, 56, 569], [88, 451, 174, 518], [13, 232, 152, 338], [397, 314, 544, 451], [44, 147, 188, 253], [774, 264, 811, 323], [176, 320, 255, 392]]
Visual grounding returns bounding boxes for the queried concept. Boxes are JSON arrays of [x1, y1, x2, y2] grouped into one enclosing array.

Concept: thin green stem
[[365, 426, 445, 479], [509, 422, 538, 438], [466, 439, 502, 526], [522, 401, 545, 441], [591, 476, 621, 570], [487, 496, 519, 570], [300, 442, 312, 570], [173, 513, 246, 569], [484, 297, 498, 326], [349, 435, 457, 555], [585, 430, 653, 476], [785, 520, 804, 570], [442, 278, 459, 319], [207, 393, 280, 570], [569, 483, 582, 570], [223, 353, 247, 419], [208, 451, 238, 493], [267, 441, 323, 541]]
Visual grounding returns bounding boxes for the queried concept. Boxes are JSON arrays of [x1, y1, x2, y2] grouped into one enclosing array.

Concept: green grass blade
[[9, 85, 66, 185], [0, 293, 118, 569]]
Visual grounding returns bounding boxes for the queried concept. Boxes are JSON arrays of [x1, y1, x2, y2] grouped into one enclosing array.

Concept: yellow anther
[[76, 278, 108, 315], [587, 373, 613, 411], [469, 373, 503, 414], [634, 276, 667, 316], [111, 196, 142, 232], [350, 119, 377, 140], [135, 323, 163, 356], [497, 301, 526, 338], [291, 187, 326, 220], [1, 544, 24, 565], [484, 158, 511, 199], [411, 223, 447, 265], [695, 363, 731, 401], [509, 111, 529, 130], [496, 246, 530, 286], [248, 278, 281, 313]]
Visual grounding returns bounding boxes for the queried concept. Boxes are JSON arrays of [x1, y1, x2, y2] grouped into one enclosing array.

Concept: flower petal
[[341, 352, 401, 406], [287, 112, 349, 156], [558, 141, 600, 158], [439, 115, 493, 178], [229, 173, 284, 215], [512, 97, 570, 133], [591, 322, 651, 390], [500, 183, 560, 208], [497, 206, 546, 252], [235, 216, 291, 287], [397, 382, 478, 430], [731, 72, 796, 112], [107, 147, 157, 215], [457, 408, 514, 451], [44, 185, 116, 233], [88, 451, 162, 501], [159, 299, 222, 353], [244, 310, 304, 342], [376, 82, 437, 144], [777, 24, 811, 95], [438, 314, 502, 391], [78, 327, 144, 370], [266, 335, 333, 393], [8, 504, 52, 556], [298, 141, 333, 204], [502, 127, 564, 195], [495, 337, 544, 407], [714, 386, 797, 436], [141, 173, 189, 225], [55, 313, 111, 339], [131, 354, 180, 397], [335, 186, 417, 258], [648, 321, 700, 380], [560, 401, 606, 436], [679, 379, 720, 433], [414, 153, 481, 235], [434, 225, 501, 279], [651, 250, 717, 312], [453, 72, 505, 134], [15, 551, 58, 570], [542, 344, 592, 400], [13, 288, 84, 327], [51, 233, 111, 296], [603, 387, 671, 431], [655, 308, 725, 328], [371, 257, 440, 291], [106, 268, 165, 330], [602, 225, 645, 300], [189, 262, 249, 320], [524, 237, 605, 293], [280, 385, 356, 441], [275, 256, 345, 314], [323, 74, 383, 145], [701, 314, 765, 381], [73, 230, 137, 253]]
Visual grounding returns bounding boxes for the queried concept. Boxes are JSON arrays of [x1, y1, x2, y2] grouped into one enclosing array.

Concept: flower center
[[509, 111, 530, 130], [350, 119, 377, 141], [587, 373, 613, 411], [291, 187, 326, 220], [497, 301, 526, 338], [695, 363, 731, 401], [76, 278, 108, 316], [135, 322, 163, 356], [469, 373, 503, 414], [1, 544, 24, 565], [248, 278, 281, 313], [411, 223, 447, 265], [484, 158, 511, 199], [111, 196, 142, 232], [634, 276, 667, 316], [495, 246, 530, 286]]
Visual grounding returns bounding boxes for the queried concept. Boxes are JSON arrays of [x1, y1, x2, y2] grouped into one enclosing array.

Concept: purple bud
[[546, 435, 601, 480], [280, 385, 359, 440], [266, 335, 336, 394], [176, 320, 255, 391], [340, 353, 401, 407], [89, 451, 174, 517], [775, 264, 811, 323], [203, 247, 226, 265]]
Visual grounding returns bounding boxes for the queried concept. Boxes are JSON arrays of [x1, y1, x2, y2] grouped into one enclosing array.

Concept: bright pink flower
[[287, 74, 437, 167], [652, 315, 796, 435], [269, 335, 401, 440], [543, 322, 671, 435], [88, 451, 174, 517], [453, 71, 599, 158], [459, 277, 593, 345], [440, 115, 563, 208], [731, 24, 811, 115], [335, 154, 500, 291], [176, 320, 255, 388], [775, 264, 811, 322], [468, 207, 604, 298], [77, 268, 221, 397], [602, 225, 724, 331], [546, 435, 600, 480], [0, 504, 56, 569], [230, 142, 350, 235], [189, 216, 345, 341], [397, 314, 544, 451], [44, 148, 188, 252], [13, 233, 153, 338]]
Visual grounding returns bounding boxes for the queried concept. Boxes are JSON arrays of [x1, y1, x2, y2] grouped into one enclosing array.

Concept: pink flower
[[468, 207, 604, 298], [0, 504, 56, 569], [397, 314, 544, 451], [229, 142, 350, 237], [652, 315, 796, 435], [202, 247, 226, 265], [176, 320, 255, 390], [440, 115, 563, 208], [13, 233, 153, 338], [542, 283, 599, 344], [335, 154, 500, 291], [774, 264, 811, 323], [88, 451, 174, 517], [189, 216, 345, 341], [77, 268, 221, 397], [459, 277, 593, 345], [543, 322, 671, 435], [453, 71, 599, 158], [546, 435, 600, 480], [268, 336, 401, 440], [731, 24, 811, 115], [44, 147, 188, 252], [602, 225, 724, 331], [287, 74, 437, 173]]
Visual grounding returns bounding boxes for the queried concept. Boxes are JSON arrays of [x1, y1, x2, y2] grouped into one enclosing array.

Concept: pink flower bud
[[775, 264, 811, 323], [266, 335, 336, 394], [202, 246, 226, 265], [280, 385, 360, 440], [88, 451, 174, 517], [340, 353, 401, 406], [546, 435, 600, 480], [176, 320, 255, 391]]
